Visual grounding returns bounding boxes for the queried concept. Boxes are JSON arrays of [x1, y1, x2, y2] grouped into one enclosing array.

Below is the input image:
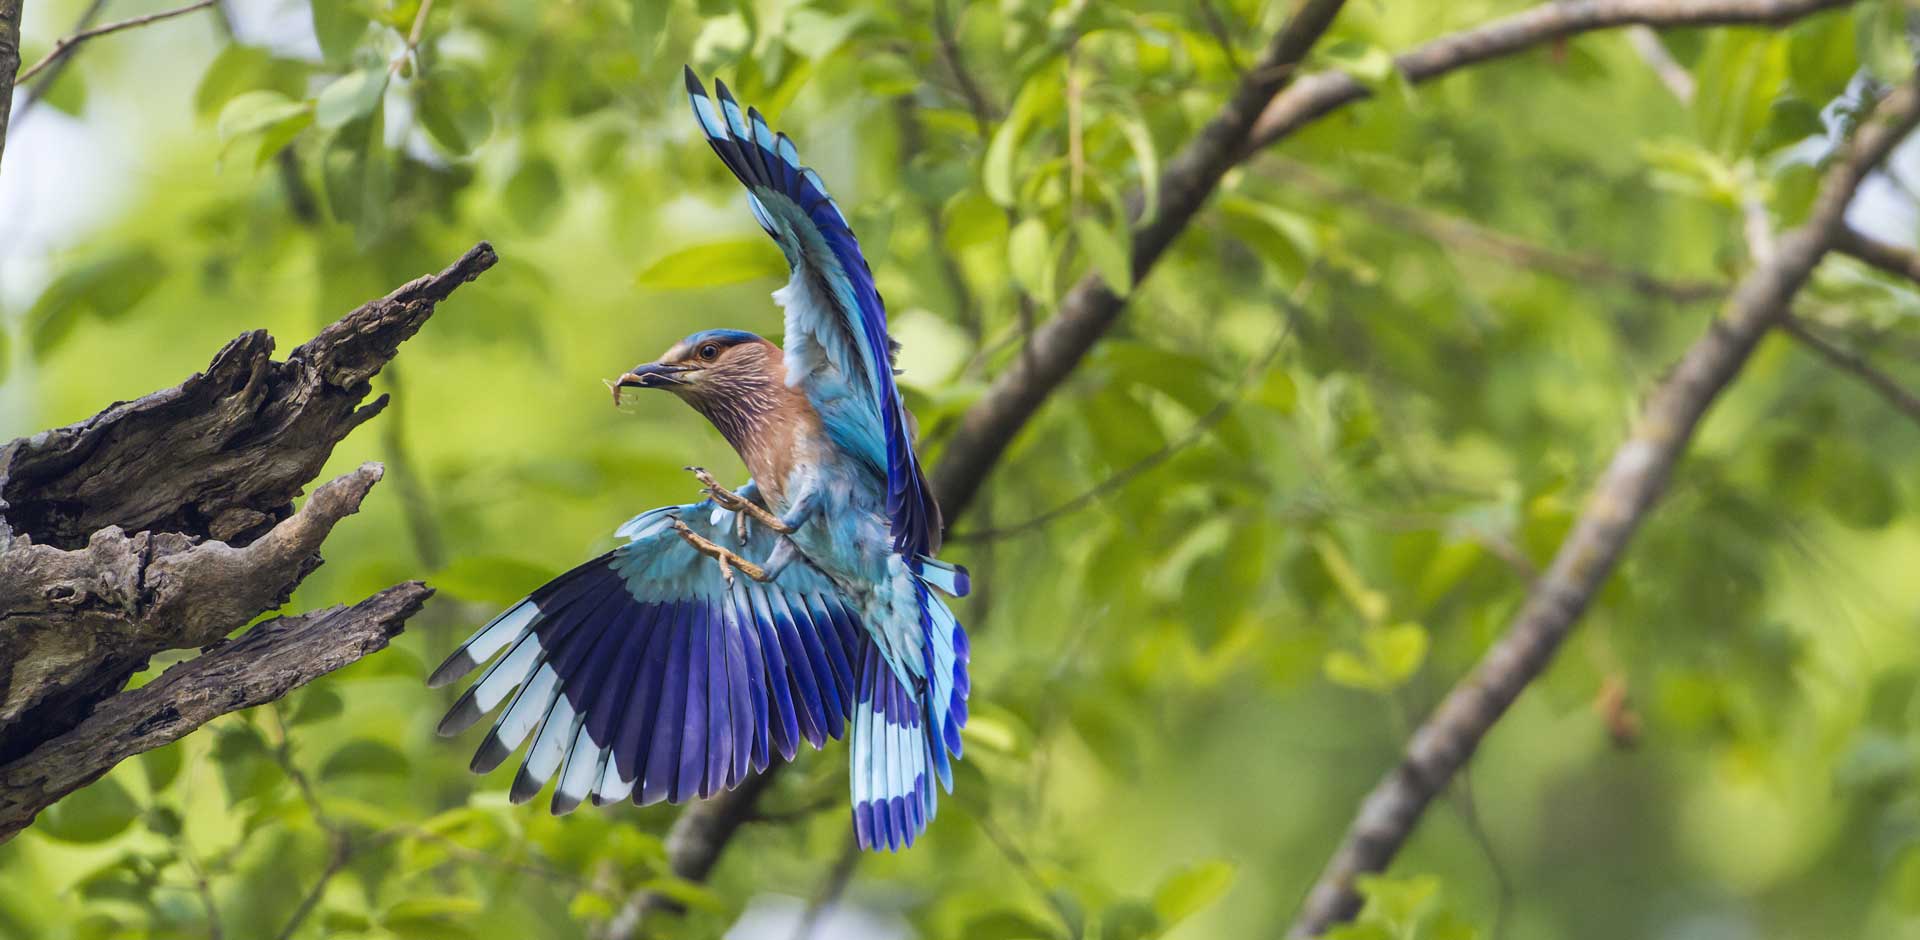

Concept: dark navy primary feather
[[430, 498, 867, 814], [683, 67, 942, 558]]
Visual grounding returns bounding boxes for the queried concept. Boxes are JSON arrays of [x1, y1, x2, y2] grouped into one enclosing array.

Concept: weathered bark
[[0, 242, 497, 840], [0, 581, 431, 842], [0, 0, 23, 176]]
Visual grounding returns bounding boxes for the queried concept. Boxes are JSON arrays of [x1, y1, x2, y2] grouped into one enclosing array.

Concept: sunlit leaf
[[636, 240, 788, 289], [38, 778, 142, 843], [1074, 217, 1131, 295], [1153, 860, 1235, 925], [315, 69, 390, 130], [320, 739, 410, 780]]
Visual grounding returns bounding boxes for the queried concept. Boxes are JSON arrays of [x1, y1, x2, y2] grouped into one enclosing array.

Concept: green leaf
[[415, 66, 494, 155], [1154, 860, 1235, 924], [38, 777, 142, 843], [213, 723, 281, 805], [1317, 38, 1398, 88], [636, 240, 787, 289], [218, 90, 311, 144], [141, 743, 184, 793], [965, 910, 1066, 940], [1074, 217, 1131, 295], [310, 0, 370, 64], [1009, 217, 1052, 297], [315, 68, 390, 130], [1099, 900, 1160, 940], [320, 739, 410, 780], [431, 555, 559, 606], [290, 685, 345, 725], [504, 155, 565, 233], [27, 246, 170, 359], [143, 806, 183, 838], [783, 8, 866, 60]]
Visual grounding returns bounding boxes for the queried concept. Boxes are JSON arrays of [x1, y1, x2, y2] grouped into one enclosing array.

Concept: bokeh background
[[3, 1, 1920, 938]]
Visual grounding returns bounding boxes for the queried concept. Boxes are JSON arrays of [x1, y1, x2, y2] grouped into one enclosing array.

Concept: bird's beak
[[611, 362, 687, 405]]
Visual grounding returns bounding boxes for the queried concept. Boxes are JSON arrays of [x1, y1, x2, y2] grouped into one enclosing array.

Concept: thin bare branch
[[1286, 76, 1920, 938], [789, 835, 861, 940], [931, 0, 998, 137], [13, 0, 107, 123], [1246, 0, 1855, 153], [952, 276, 1309, 544], [1782, 315, 1920, 428], [1836, 225, 1920, 285], [931, 0, 1350, 522], [16, 0, 219, 84], [1264, 157, 1726, 302]]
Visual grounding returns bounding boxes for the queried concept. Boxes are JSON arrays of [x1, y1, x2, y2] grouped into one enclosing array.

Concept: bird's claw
[[685, 466, 794, 534], [671, 518, 774, 584]]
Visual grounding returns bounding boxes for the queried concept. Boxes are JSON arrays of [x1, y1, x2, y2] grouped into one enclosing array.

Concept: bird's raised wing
[[429, 501, 866, 813], [684, 68, 941, 557]]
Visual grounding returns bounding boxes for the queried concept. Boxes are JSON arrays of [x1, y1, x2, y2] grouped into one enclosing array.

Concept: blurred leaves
[[4, 2, 1919, 940]]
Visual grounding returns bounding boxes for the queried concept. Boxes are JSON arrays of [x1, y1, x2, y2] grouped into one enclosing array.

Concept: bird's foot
[[686, 466, 794, 534], [671, 518, 775, 584]]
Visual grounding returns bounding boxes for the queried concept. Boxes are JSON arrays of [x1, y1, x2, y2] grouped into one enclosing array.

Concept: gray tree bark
[[0, 241, 497, 841]]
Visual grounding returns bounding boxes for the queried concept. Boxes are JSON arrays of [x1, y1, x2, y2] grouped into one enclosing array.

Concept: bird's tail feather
[[849, 583, 968, 852]]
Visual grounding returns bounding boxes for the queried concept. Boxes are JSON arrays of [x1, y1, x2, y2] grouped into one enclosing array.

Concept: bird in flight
[[429, 68, 971, 852]]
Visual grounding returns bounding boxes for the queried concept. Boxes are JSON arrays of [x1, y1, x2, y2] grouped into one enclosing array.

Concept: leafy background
[[2, 1, 1919, 938]]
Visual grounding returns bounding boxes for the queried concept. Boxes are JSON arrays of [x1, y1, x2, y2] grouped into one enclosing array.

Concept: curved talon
[[685, 466, 795, 534], [671, 518, 772, 583]]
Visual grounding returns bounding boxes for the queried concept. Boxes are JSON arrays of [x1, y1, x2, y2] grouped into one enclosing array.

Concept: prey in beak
[[609, 362, 687, 405]]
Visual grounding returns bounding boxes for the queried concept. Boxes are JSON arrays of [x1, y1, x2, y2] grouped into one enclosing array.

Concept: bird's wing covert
[[684, 68, 941, 557], [429, 500, 868, 813]]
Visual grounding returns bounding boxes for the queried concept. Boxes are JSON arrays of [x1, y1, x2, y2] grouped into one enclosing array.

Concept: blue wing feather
[[432, 498, 865, 811], [685, 68, 942, 557]]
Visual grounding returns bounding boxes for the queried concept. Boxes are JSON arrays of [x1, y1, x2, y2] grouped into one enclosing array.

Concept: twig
[[1245, 0, 1855, 153], [1836, 225, 1920, 286], [12, 0, 108, 120], [930, 0, 1350, 520], [931, 0, 997, 138], [1263, 156, 1727, 303], [406, 0, 434, 51], [789, 835, 861, 940], [274, 833, 352, 940], [1781, 316, 1920, 429], [1196, 0, 1248, 74], [16, 0, 219, 84], [972, 810, 1078, 936], [1624, 25, 1695, 102], [1285, 75, 1920, 938], [179, 848, 226, 940], [950, 274, 1311, 543]]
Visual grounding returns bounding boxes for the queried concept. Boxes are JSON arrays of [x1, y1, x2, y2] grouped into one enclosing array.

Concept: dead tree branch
[[0, 0, 22, 175], [0, 242, 497, 841], [1285, 76, 1920, 938], [0, 582, 430, 841]]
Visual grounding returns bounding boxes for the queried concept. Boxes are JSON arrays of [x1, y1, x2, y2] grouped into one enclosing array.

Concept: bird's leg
[[671, 518, 773, 584], [686, 467, 794, 534]]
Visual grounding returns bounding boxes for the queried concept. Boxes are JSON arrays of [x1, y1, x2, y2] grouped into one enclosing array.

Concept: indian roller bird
[[428, 69, 970, 852]]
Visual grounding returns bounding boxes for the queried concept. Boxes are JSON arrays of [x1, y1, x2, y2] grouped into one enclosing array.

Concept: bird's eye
[[699, 343, 720, 361]]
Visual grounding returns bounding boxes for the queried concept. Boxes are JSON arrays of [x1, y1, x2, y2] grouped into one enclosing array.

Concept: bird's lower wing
[[428, 500, 866, 814]]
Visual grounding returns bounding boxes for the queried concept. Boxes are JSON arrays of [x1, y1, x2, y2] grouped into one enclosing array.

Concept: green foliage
[[2, 1, 1918, 939]]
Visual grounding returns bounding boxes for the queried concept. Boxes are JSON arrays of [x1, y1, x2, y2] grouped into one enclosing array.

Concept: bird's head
[[612, 329, 779, 407]]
